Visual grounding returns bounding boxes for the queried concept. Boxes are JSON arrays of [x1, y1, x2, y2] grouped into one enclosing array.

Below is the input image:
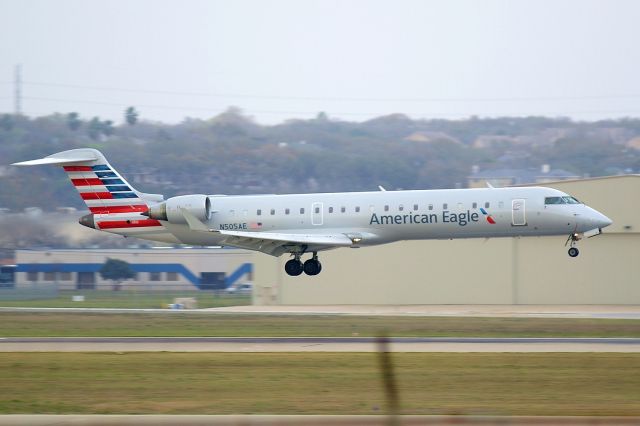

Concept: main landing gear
[[285, 252, 322, 276], [565, 232, 581, 258]]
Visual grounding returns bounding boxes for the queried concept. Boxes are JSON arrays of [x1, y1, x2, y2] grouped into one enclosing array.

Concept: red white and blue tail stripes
[[63, 163, 163, 232]]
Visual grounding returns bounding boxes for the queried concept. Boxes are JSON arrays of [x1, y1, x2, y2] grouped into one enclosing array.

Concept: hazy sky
[[1, 0, 639, 124]]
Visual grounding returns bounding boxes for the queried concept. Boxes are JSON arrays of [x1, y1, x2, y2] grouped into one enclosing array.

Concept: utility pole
[[14, 64, 22, 115]]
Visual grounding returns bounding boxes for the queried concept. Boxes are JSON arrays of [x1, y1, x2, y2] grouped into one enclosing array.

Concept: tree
[[99, 258, 136, 291], [125, 106, 139, 125], [88, 117, 102, 140], [102, 120, 115, 136], [0, 114, 14, 131], [66, 112, 81, 131], [87, 117, 114, 139]]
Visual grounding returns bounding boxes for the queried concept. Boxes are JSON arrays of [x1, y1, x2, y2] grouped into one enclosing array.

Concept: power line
[[22, 80, 640, 103]]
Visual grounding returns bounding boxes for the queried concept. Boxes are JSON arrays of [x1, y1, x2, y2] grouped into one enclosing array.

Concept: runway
[[3, 305, 640, 319], [1, 336, 640, 352]]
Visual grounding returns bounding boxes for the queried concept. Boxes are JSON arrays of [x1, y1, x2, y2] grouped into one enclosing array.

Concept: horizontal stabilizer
[[12, 154, 98, 166]]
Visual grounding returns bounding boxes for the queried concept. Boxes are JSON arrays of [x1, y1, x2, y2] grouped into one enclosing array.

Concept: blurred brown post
[[377, 334, 400, 426]]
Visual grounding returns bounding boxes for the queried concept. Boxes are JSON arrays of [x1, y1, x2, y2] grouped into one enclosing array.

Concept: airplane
[[12, 148, 612, 276]]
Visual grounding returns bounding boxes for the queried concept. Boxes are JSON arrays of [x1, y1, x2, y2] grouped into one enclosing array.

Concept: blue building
[[15, 248, 253, 291]]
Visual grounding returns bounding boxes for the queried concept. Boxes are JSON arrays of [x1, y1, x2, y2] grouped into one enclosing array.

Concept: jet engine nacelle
[[145, 194, 211, 224]]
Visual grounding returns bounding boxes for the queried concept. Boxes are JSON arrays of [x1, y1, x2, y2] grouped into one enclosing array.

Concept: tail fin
[[12, 148, 163, 214]]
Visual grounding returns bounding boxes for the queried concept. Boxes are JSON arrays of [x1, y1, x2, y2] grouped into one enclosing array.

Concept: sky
[[1, 0, 639, 124]]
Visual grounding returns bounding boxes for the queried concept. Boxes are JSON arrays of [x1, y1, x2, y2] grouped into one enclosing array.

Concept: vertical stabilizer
[[13, 148, 152, 214]]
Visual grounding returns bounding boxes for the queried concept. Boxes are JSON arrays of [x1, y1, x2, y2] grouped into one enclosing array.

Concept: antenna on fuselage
[[378, 185, 387, 191], [486, 182, 495, 189]]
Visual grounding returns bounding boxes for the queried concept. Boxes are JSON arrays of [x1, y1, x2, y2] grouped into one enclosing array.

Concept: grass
[[0, 312, 639, 337], [0, 352, 638, 415], [0, 290, 251, 309]]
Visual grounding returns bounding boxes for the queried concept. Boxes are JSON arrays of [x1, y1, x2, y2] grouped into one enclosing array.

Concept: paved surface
[[207, 304, 640, 319], [3, 305, 640, 319], [2, 336, 640, 352], [1, 415, 640, 426]]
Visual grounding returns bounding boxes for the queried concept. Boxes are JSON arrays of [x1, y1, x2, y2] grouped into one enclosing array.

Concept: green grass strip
[[0, 353, 638, 415], [1, 312, 639, 337]]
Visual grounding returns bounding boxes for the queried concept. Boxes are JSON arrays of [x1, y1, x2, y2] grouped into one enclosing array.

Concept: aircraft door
[[512, 199, 527, 226], [311, 202, 323, 226]]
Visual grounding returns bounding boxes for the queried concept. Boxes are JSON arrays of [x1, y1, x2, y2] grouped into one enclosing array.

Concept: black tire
[[568, 247, 579, 257], [285, 259, 304, 276], [304, 259, 321, 276]]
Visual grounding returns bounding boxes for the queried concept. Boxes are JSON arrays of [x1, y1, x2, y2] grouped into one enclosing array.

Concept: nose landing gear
[[285, 251, 322, 276], [565, 232, 581, 258]]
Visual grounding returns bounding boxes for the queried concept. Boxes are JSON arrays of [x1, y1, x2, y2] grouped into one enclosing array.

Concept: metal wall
[[253, 175, 640, 305]]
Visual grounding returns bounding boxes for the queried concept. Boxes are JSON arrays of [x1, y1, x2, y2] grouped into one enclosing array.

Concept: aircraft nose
[[591, 210, 612, 229]]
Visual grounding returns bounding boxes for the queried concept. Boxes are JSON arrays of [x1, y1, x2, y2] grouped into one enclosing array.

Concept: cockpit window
[[545, 197, 564, 205], [545, 196, 582, 205], [563, 196, 581, 204]]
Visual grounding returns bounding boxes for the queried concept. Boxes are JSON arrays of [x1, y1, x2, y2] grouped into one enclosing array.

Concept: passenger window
[[428, 204, 433, 210], [257, 209, 262, 216], [369, 205, 375, 212], [485, 202, 490, 208], [230, 209, 235, 216], [341, 207, 346, 213], [499, 201, 504, 208], [242, 210, 248, 217], [314, 207, 320, 214], [300, 208, 305, 214], [472, 202, 477, 209], [329, 207, 334, 213], [355, 206, 360, 213], [457, 203, 463, 210], [384, 205, 389, 212], [270, 209, 275, 215], [413, 204, 418, 211], [443, 203, 448, 210], [285, 208, 290, 215], [399, 205, 404, 211]]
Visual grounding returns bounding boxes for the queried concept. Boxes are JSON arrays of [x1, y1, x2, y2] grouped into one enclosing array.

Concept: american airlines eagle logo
[[480, 208, 496, 224]]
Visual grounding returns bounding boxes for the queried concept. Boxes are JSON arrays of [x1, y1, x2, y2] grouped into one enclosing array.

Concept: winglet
[[180, 208, 214, 232]]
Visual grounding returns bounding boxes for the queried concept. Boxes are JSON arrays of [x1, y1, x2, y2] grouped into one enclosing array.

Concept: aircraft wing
[[218, 230, 354, 256], [179, 208, 353, 256]]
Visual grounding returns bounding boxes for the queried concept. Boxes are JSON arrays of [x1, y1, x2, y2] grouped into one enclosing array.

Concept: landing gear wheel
[[285, 259, 304, 276], [303, 259, 322, 276], [568, 247, 579, 257]]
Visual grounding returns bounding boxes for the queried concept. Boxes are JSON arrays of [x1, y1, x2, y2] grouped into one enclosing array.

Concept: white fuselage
[[116, 186, 611, 250]]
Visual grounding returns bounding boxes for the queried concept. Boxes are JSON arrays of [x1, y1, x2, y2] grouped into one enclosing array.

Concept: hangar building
[[253, 175, 640, 305]]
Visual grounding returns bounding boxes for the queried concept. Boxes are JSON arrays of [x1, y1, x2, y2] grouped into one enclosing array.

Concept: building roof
[[469, 167, 581, 185]]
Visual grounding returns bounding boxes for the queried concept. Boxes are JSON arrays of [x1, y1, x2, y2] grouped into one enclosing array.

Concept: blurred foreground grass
[[1, 312, 639, 337], [0, 290, 250, 309], [0, 352, 638, 415]]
